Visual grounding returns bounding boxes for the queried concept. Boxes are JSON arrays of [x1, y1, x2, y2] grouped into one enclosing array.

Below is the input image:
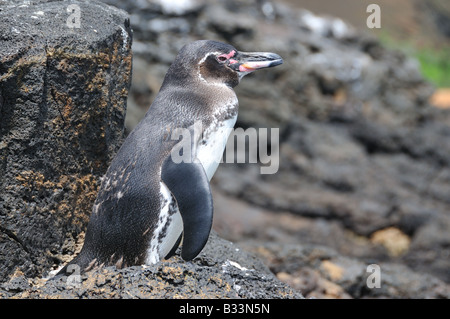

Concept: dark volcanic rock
[[0, 0, 132, 283], [0, 232, 302, 299]]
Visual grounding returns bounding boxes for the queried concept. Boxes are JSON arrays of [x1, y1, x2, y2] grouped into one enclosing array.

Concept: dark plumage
[[55, 40, 283, 277]]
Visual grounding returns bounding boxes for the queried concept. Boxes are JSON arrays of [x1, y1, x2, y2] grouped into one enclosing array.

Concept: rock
[[0, 232, 303, 299], [0, 0, 132, 283], [370, 227, 411, 257], [154, 0, 205, 16], [243, 242, 450, 299]]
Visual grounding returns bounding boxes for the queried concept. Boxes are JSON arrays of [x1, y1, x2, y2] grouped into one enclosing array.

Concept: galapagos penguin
[[56, 40, 283, 275]]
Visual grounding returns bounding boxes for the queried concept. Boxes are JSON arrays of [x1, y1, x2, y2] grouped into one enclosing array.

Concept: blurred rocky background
[[110, 0, 450, 298], [1, 0, 450, 298]]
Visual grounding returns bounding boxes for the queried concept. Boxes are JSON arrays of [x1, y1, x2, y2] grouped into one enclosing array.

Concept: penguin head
[[162, 40, 283, 89]]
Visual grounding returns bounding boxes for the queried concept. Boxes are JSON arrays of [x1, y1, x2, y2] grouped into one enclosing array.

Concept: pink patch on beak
[[225, 50, 236, 59], [239, 61, 274, 72]]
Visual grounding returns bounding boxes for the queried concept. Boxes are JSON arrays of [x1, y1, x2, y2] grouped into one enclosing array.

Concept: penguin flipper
[[161, 158, 213, 261]]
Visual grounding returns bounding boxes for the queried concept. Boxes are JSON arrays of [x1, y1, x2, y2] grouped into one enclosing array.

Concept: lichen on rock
[[0, 0, 132, 283]]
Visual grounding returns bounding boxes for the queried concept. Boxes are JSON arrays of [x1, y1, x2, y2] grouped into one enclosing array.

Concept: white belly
[[196, 115, 237, 181]]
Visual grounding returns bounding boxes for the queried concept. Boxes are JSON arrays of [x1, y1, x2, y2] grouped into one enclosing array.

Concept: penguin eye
[[216, 55, 228, 63]]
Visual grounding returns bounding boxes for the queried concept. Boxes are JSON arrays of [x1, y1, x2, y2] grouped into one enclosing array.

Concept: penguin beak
[[231, 51, 283, 74]]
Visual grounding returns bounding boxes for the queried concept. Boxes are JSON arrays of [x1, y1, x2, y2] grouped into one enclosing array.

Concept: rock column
[[0, 0, 132, 282]]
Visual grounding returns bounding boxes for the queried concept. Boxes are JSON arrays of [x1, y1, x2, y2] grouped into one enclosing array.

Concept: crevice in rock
[[0, 226, 30, 254]]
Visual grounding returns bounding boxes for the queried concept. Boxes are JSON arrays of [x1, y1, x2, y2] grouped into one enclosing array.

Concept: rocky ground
[[1, 232, 301, 299], [1, 0, 449, 299]]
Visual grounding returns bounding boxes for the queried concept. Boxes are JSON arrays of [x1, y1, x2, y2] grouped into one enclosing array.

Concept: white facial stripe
[[197, 51, 236, 88]]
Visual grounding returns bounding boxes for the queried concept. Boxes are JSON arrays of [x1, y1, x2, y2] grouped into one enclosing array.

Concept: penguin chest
[[196, 114, 237, 181]]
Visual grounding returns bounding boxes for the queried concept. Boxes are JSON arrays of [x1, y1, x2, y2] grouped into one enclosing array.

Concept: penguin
[[56, 40, 283, 276]]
